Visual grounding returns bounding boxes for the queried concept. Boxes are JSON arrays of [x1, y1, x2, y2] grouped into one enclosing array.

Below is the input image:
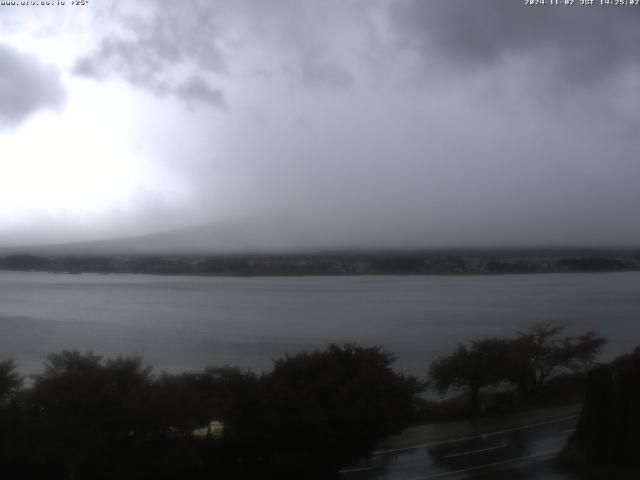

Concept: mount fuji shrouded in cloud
[[0, 218, 325, 256], [2, 2, 640, 253], [1, 213, 413, 256]]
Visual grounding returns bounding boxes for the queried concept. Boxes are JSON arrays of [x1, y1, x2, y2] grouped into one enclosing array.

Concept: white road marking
[[338, 466, 373, 473], [442, 443, 508, 459], [562, 428, 576, 434], [371, 414, 578, 456], [407, 448, 561, 480]]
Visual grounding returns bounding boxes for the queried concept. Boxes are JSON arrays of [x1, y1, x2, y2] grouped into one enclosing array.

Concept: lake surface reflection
[[1, 271, 638, 375]]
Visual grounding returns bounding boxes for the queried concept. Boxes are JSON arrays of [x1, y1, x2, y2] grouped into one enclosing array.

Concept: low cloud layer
[[391, 1, 640, 83], [2, 1, 640, 250], [0, 44, 66, 127], [72, 1, 227, 107]]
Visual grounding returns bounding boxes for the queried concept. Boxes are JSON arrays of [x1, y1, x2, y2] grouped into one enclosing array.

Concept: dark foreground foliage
[[429, 323, 605, 415], [0, 344, 423, 480], [568, 347, 640, 470]]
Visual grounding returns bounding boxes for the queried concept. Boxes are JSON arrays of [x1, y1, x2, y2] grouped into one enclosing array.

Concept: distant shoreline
[[1, 250, 639, 277]]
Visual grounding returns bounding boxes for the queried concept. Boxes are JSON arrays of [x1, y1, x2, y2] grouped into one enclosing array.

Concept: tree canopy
[[429, 323, 606, 414], [506, 323, 606, 399], [429, 338, 510, 415], [0, 344, 423, 479], [0, 359, 22, 402]]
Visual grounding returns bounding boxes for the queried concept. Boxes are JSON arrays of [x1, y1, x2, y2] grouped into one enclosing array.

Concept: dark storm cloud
[[73, 1, 226, 107], [70, 0, 638, 249], [175, 76, 225, 108], [4, 1, 640, 249], [0, 44, 65, 126], [390, 1, 640, 82], [290, 57, 353, 91], [73, 0, 363, 104], [243, 0, 359, 91]]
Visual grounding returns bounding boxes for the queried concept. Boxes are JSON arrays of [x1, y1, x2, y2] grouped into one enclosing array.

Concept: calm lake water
[[1, 271, 639, 376]]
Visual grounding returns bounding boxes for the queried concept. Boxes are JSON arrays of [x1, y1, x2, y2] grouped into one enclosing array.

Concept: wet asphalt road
[[340, 405, 581, 480]]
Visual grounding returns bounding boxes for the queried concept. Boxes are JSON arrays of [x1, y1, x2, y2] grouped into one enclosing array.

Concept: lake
[[1, 270, 639, 376]]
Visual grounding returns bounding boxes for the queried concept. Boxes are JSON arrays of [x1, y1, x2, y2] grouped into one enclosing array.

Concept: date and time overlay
[[525, 0, 639, 5], [1, 0, 639, 7], [0, 1, 88, 6]]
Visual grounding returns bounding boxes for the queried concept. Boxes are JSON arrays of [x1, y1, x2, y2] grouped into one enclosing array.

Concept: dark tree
[[370, 256, 426, 273], [0, 254, 49, 271], [556, 257, 628, 272], [506, 323, 606, 400], [572, 347, 640, 468], [429, 339, 510, 415], [27, 351, 155, 479], [150, 366, 257, 435], [0, 360, 22, 402], [254, 344, 424, 473]]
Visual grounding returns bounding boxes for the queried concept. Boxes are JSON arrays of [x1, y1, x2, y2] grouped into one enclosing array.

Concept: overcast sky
[[1, 0, 639, 250]]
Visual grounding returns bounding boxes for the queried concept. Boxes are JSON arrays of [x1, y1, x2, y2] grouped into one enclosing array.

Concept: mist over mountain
[[0, 216, 361, 256], [2, 2, 640, 250], [2, 214, 639, 259]]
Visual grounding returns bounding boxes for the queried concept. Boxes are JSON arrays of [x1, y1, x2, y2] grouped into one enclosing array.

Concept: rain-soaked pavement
[[339, 404, 583, 480]]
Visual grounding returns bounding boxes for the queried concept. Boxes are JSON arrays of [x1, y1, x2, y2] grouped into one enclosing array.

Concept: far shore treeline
[[1, 248, 640, 276], [1, 322, 633, 479]]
